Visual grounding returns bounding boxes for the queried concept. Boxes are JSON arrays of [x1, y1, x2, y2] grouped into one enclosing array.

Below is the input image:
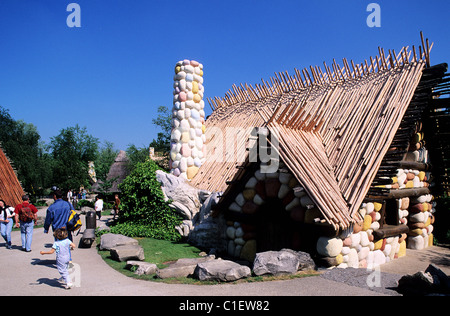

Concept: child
[[40, 228, 76, 289]]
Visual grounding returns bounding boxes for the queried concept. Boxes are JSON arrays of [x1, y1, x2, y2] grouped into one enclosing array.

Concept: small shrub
[[34, 200, 48, 207], [77, 199, 94, 209], [116, 159, 182, 241]]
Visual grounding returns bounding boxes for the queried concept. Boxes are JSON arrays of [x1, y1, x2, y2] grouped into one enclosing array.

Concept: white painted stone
[[316, 237, 343, 257]]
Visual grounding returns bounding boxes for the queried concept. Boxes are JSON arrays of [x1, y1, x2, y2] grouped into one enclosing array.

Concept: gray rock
[[157, 256, 215, 279], [397, 271, 439, 295], [99, 233, 138, 251], [397, 264, 450, 295], [170, 201, 194, 220], [194, 259, 252, 282], [188, 214, 227, 253], [198, 190, 211, 203], [156, 170, 201, 220], [253, 250, 300, 276], [188, 192, 227, 252], [281, 248, 316, 271], [126, 261, 158, 275], [193, 192, 221, 225], [425, 264, 450, 291], [110, 245, 145, 262], [176, 220, 194, 238]]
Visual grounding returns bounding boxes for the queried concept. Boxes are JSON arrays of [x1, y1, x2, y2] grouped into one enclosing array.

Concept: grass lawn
[[98, 237, 320, 284], [98, 237, 205, 283]]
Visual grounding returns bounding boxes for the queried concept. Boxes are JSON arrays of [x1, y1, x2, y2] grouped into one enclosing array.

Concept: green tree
[[0, 106, 51, 196], [95, 141, 119, 181], [125, 143, 149, 172], [49, 124, 99, 190], [150, 106, 171, 152]]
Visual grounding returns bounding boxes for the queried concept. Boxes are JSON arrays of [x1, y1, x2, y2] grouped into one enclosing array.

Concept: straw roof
[[0, 145, 24, 207], [91, 150, 130, 193], [191, 42, 430, 230]]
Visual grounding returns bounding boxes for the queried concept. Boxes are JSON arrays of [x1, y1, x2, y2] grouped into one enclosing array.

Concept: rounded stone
[[316, 237, 343, 257], [186, 166, 199, 179], [178, 91, 187, 102]]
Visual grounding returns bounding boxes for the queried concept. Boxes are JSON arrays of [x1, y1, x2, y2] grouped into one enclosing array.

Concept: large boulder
[[99, 234, 139, 251], [188, 192, 227, 252], [397, 264, 450, 296], [397, 271, 439, 296], [281, 248, 316, 271], [157, 256, 215, 279], [194, 259, 251, 282], [110, 245, 145, 262], [253, 251, 299, 276], [126, 261, 158, 275], [156, 170, 201, 220], [193, 191, 221, 226], [156, 170, 228, 253], [253, 249, 315, 276]]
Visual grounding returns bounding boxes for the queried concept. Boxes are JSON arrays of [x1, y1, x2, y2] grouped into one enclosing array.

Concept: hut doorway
[[256, 198, 298, 252]]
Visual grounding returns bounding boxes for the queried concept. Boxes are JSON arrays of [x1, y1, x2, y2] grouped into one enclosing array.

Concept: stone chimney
[[169, 60, 206, 180]]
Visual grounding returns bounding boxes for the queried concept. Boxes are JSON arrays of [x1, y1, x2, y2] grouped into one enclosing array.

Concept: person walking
[[113, 194, 120, 221], [44, 190, 73, 241], [14, 195, 38, 252], [0, 199, 15, 249], [40, 228, 75, 289], [94, 195, 103, 220], [66, 189, 73, 204]]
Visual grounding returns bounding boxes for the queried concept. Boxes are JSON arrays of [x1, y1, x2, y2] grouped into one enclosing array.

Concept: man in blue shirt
[[44, 190, 74, 241]]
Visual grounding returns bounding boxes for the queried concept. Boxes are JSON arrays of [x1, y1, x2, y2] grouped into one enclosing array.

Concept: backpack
[[19, 204, 34, 222], [66, 209, 82, 232]]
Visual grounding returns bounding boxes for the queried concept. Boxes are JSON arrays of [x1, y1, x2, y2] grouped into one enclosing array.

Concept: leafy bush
[[114, 159, 182, 241]]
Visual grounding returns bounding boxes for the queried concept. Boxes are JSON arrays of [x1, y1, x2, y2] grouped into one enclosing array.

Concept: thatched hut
[[91, 150, 130, 194], [186, 35, 448, 267]]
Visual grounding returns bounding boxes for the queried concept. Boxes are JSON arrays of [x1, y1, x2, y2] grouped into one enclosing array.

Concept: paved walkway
[[1, 207, 449, 296]]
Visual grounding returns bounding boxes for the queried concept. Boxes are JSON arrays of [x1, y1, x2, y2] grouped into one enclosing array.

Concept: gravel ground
[[320, 267, 403, 296]]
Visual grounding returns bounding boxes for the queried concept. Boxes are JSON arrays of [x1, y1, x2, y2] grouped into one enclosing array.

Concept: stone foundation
[[223, 162, 436, 270]]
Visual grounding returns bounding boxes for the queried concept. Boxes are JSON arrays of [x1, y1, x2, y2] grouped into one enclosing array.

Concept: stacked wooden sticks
[[190, 99, 272, 193], [0, 145, 25, 207], [207, 32, 432, 112], [268, 59, 425, 229]]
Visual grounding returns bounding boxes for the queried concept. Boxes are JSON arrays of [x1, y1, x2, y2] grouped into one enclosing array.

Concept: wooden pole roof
[[191, 38, 432, 230], [0, 145, 24, 207]]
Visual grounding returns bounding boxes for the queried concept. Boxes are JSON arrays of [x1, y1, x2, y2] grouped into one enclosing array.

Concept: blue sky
[[0, 0, 448, 150]]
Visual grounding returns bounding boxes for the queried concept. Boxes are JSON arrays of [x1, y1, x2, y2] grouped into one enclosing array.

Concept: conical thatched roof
[[0, 145, 24, 207], [91, 150, 130, 193]]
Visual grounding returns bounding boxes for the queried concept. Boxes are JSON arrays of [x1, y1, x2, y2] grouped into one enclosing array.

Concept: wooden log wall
[[423, 69, 450, 196], [365, 63, 448, 250]]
